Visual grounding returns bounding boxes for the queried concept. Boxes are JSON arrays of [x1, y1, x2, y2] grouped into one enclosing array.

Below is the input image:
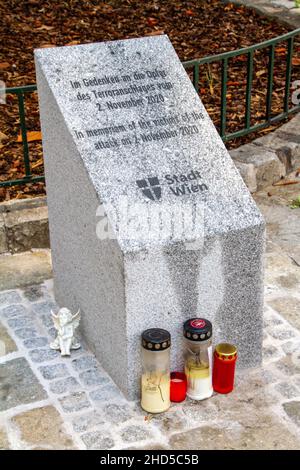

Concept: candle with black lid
[[141, 328, 171, 413]]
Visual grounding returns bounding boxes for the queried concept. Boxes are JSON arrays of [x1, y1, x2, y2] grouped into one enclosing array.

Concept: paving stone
[[39, 313, 53, 328], [47, 327, 57, 338], [14, 327, 38, 339], [283, 401, 300, 428], [210, 374, 278, 421], [29, 348, 59, 363], [49, 376, 80, 394], [0, 291, 22, 306], [0, 427, 9, 449], [149, 409, 188, 433], [169, 417, 300, 450], [0, 304, 27, 318], [259, 368, 282, 385], [7, 315, 32, 329], [22, 285, 48, 302], [263, 344, 282, 361], [72, 355, 99, 371], [38, 363, 69, 380], [32, 300, 58, 316], [72, 411, 105, 433], [275, 382, 300, 399], [89, 384, 124, 403], [121, 425, 153, 443], [275, 273, 299, 290], [263, 313, 284, 328], [0, 358, 47, 411], [12, 405, 75, 449], [23, 337, 48, 349], [59, 391, 91, 413], [79, 368, 111, 387], [294, 377, 300, 390], [275, 355, 300, 376], [103, 403, 133, 424], [281, 341, 300, 354], [81, 430, 114, 450], [0, 323, 17, 356], [126, 443, 169, 450], [267, 327, 296, 341], [182, 399, 218, 423], [269, 297, 300, 331]]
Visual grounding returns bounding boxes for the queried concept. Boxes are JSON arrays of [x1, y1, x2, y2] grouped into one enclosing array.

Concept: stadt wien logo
[[136, 177, 162, 201], [136, 169, 208, 201]]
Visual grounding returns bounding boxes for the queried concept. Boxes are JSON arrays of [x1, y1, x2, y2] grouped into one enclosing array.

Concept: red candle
[[213, 343, 237, 394], [170, 372, 187, 402]]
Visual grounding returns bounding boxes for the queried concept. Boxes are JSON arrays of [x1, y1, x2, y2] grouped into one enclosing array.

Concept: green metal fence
[[1, 27, 300, 188], [183, 27, 300, 141], [0, 85, 45, 188]]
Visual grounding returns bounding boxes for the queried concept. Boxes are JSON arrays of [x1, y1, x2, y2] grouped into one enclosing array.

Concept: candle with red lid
[[213, 343, 237, 394]]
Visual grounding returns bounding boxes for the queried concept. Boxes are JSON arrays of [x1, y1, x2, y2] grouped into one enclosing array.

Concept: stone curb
[[230, 113, 300, 193], [225, 1, 300, 29], [0, 197, 49, 255]]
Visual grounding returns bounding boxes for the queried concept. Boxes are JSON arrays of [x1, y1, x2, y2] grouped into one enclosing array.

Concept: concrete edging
[[0, 196, 49, 254], [230, 112, 300, 192]]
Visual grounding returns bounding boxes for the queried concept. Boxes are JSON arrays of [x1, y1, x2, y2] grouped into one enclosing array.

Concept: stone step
[[0, 250, 52, 290]]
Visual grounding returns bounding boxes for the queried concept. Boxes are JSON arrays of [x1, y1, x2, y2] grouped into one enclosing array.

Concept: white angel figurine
[[50, 307, 81, 356]]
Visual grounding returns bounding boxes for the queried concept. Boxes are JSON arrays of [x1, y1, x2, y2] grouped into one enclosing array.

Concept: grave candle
[[183, 318, 213, 400], [213, 343, 237, 394], [141, 328, 171, 413], [170, 372, 187, 402]]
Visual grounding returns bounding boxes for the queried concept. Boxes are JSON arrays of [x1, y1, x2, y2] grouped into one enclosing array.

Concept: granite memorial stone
[[35, 35, 265, 398]]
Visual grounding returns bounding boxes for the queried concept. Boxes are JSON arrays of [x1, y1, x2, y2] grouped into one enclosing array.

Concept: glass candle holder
[[141, 328, 171, 413], [170, 372, 187, 402], [183, 318, 213, 401], [213, 343, 237, 394]]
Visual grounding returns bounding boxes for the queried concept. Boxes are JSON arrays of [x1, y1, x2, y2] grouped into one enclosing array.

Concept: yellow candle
[[141, 371, 170, 413]]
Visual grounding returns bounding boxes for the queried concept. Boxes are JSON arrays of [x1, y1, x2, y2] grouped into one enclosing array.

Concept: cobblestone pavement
[[0, 178, 300, 450]]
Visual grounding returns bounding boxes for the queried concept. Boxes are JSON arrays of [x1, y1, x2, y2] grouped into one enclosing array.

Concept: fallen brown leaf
[[147, 18, 158, 27], [145, 30, 164, 37], [0, 131, 8, 142], [292, 58, 300, 66], [35, 25, 55, 31], [31, 158, 43, 169], [273, 180, 300, 186], [17, 131, 42, 143], [185, 9, 196, 16], [38, 43, 56, 48]]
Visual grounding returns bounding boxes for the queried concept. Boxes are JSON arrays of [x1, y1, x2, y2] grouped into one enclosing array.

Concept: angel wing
[[71, 309, 81, 330], [51, 310, 60, 330]]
